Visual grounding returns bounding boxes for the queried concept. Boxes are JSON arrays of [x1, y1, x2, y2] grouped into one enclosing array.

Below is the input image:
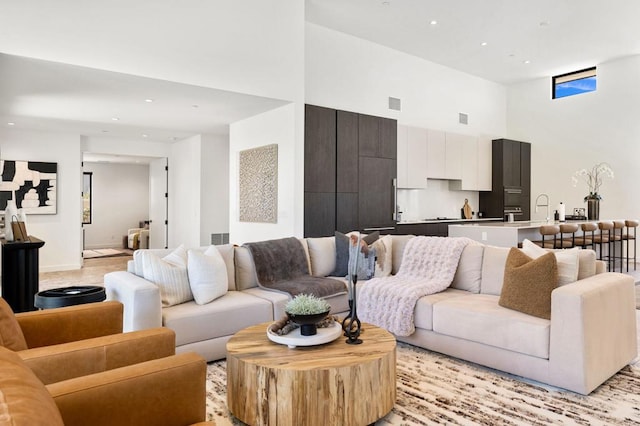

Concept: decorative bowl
[[286, 310, 330, 336]]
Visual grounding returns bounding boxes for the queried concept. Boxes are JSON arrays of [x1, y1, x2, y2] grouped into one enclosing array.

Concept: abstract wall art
[[0, 160, 57, 214], [239, 144, 278, 223]]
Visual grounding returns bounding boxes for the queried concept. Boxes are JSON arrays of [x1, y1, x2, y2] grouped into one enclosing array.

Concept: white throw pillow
[[521, 239, 579, 286], [371, 235, 393, 278], [141, 245, 192, 307], [187, 247, 228, 305]]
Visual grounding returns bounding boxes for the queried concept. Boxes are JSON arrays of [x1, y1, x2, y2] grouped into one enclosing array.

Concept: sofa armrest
[[47, 352, 207, 426], [16, 301, 123, 348], [549, 272, 637, 394], [104, 271, 162, 332], [20, 327, 176, 385]]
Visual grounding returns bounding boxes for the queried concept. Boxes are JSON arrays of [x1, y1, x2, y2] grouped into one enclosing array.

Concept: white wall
[[200, 133, 229, 245], [168, 135, 201, 248], [0, 128, 82, 272], [305, 23, 507, 222], [229, 104, 298, 244], [83, 162, 149, 249], [507, 55, 640, 221], [306, 23, 506, 135]]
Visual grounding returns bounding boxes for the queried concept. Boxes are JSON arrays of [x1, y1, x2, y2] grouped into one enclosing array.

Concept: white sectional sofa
[[104, 235, 637, 395]]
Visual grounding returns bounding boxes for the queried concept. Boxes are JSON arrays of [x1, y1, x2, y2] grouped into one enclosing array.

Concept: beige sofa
[[104, 235, 637, 394]]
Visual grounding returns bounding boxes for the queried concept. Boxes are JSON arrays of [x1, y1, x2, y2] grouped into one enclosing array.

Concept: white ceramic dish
[[267, 320, 342, 348]]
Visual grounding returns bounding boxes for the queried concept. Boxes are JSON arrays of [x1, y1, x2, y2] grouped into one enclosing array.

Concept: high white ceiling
[[306, 0, 640, 85], [0, 54, 288, 143], [1, 0, 640, 151]]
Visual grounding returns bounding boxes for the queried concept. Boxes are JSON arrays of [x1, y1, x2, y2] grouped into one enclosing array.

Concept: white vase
[[4, 201, 18, 241]]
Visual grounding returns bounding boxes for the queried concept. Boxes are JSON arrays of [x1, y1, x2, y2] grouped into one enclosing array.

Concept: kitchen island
[[448, 220, 581, 247]]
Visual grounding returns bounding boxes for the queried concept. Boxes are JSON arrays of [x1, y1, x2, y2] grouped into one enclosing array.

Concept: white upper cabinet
[[444, 133, 464, 180], [426, 129, 446, 179], [397, 125, 428, 188], [399, 125, 493, 191], [477, 137, 493, 191]]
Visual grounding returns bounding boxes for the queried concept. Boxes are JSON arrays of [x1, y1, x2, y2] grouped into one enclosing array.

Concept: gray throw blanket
[[244, 237, 346, 298]]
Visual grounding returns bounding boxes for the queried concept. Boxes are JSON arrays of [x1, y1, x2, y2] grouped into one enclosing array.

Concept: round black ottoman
[[34, 286, 106, 309]]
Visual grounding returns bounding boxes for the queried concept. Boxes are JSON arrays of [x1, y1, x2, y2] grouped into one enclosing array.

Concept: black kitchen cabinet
[[304, 105, 397, 237], [358, 156, 396, 230], [304, 105, 337, 237], [479, 139, 531, 220]]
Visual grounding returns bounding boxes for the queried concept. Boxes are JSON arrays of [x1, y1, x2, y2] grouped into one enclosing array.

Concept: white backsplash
[[397, 180, 480, 221]]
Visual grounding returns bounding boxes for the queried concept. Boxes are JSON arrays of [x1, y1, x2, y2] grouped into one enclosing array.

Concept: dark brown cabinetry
[[304, 105, 397, 237], [479, 139, 531, 221]]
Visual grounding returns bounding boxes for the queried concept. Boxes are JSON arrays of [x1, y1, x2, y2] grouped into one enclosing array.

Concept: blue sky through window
[[555, 76, 596, 98]]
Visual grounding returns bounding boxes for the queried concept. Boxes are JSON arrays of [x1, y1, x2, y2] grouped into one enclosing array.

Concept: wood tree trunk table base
[[226, 322, 396, 426]]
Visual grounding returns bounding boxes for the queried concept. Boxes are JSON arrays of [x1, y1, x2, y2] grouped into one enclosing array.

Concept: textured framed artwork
[[239, 144, 278, 223], [0, 160, 57, 214]]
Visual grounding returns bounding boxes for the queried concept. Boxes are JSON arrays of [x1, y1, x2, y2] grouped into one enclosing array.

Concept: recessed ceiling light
[[142, 134, 148, 138], [7, 122, 15, 126], [481, 42, 488, 46], [145, 99, 154, 103], [523, 60, 531, 64], [430, 20, 438, 25], [111, 117, 119, 121]]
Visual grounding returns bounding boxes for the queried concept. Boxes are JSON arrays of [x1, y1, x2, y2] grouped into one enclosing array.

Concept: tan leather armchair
[[0, 298, 213, 425]]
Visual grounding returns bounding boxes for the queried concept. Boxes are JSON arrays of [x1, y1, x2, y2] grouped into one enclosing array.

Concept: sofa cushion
[[140, 246, 192, 307], [187, 248, 228, 305], [306, 237, 336, 277], [413, 288, 470, 330], [391, 235, 414, 275], [479, 245, 510, 295], [0, 346, 65, 425], [498, 248, 558, 320], [450, 244, 484, 293], [577, 249, 597, 280], [0, 298, 27, 351], [162, 292, 272, 346], [234, 246, 258, 291], [433, 294, 551, 359], [371, 235, 393, 278], [331, 231, 379, 277], [521, 239, 579, 286]]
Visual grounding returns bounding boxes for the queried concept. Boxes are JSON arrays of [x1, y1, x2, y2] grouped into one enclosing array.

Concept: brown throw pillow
[[498, 248, 558, 320], [0, 298, 28, 351]]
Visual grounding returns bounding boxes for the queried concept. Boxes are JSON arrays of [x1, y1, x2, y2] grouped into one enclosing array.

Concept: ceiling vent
[[388, 97, 401, 111], [459, 112, 469, 125]]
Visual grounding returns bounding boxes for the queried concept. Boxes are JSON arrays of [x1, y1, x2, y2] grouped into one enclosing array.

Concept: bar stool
[[611, 220, 626, 272], [573, 222, 597, 250], [592, 221, 613, 271], [623, 219, 638, 271], [558, 223, 580, 248], [533, 225, 560, 249]]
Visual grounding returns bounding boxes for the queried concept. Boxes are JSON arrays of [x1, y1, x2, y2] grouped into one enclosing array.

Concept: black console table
[[1, 236, 45, 313]]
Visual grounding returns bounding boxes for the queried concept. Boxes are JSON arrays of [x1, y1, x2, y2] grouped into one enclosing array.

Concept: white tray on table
[[266, 320, 342, 348]]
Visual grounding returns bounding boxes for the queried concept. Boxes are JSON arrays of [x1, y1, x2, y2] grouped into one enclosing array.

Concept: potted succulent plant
[[285, 294, 331, 336]]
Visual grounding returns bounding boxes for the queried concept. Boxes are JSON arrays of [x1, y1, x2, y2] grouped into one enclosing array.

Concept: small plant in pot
[[285, 294, 331, 336]]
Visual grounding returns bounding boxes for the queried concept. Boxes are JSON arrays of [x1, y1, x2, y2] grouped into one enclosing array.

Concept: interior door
[[149, 158, 168, 249]]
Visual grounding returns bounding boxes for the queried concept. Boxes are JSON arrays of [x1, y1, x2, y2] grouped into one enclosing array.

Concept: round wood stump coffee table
[[226, 322, 396, 426]]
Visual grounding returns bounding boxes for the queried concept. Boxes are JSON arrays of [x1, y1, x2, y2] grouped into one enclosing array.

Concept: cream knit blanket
[[359, 236, 473, 336]]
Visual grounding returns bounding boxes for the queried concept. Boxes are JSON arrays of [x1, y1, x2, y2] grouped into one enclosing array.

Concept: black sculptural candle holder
[[342, 274, 362, 345]]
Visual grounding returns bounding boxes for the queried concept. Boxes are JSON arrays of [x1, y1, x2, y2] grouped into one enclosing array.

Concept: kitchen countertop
[[397, 218, 502, 224], [448, 219, 596, 230]]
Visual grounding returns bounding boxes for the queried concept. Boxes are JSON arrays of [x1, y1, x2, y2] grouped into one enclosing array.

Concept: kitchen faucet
[[534, 193, 551, 222]]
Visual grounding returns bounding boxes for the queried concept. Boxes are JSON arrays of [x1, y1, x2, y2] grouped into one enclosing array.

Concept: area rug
[[82, 248, 132, 259], [206, 314, 640, 425]]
